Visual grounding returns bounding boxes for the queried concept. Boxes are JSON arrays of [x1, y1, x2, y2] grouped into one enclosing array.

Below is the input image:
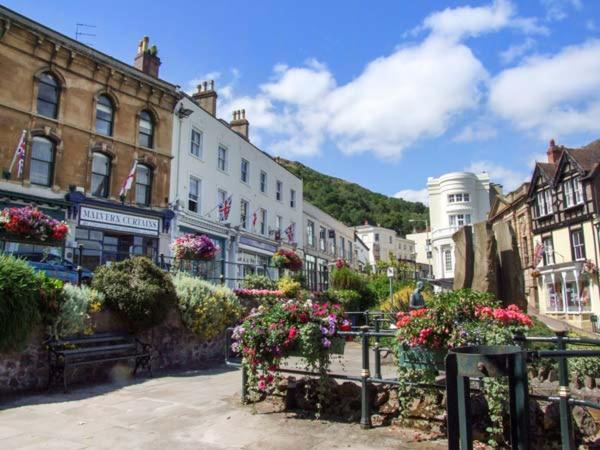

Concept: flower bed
[[271, 248, 303, 271], [171, 234, 219, 261], [0, 206, 69, 242], [232, 299, 350, 396]]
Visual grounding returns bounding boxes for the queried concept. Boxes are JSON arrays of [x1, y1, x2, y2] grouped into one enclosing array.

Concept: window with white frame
[[571, 229, 585, 260], [307, 220, 315, 247], [449, 214, 471, 226], [190, 129, 203, 158], [348, 241, 353, 262], [240, 199, 249, 229], [260, 171, 267, 193], [542, 237, 555, 265], [534, 189, 553, 217], [241, 158, 249, 183], [319, 226, 326, 251], [217, 145, 227, 171], [444, 248, 452, 272], [276, 180, 282, 201], [463, 193, 470, 202], [259, 208, 267, 235], [448, 193, 470, 203], [546, 280, 564, 312], [188, 176, 200, 213], [340, 236, 345, 258], [275, 215, 282, 233], [563, 176, 583, 208], [290, 189, 296, 208]]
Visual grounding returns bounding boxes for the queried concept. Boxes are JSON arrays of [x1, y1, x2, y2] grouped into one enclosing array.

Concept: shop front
[[71, 201, 164, 270], [236, 233, 278, 285]]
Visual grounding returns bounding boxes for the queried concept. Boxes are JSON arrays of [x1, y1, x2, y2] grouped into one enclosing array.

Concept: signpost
[[387, 266, 395, 303]]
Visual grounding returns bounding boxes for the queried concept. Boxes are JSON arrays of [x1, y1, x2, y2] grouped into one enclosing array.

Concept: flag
[[9, 130, 27, 178], [285, 223, 295, 242], [119, 160, 137, 198], [533, 241, 545, 267], [218, 195, 232, 221]]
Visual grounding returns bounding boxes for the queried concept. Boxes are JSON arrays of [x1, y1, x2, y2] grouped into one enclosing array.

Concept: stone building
[[527, 139, 600, 331], [488, 182, 537, 309], [0, 6, 179, 267]]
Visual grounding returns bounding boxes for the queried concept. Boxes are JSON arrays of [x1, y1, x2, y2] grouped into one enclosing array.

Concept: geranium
[[271, 248, 303, 271], [233, 288, 285, 299], [0, 206, 69, 241], [170, 234, 219, 261], [233, 299, 347, 397], [335, 258, 347, 269]]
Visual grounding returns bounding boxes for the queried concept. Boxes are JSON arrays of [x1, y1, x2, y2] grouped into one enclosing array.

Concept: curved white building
[[427, 172, 493, 280]]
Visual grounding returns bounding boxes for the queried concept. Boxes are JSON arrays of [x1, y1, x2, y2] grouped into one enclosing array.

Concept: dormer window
[[563, 176, 583, 208], [534, 189, 553, 218]]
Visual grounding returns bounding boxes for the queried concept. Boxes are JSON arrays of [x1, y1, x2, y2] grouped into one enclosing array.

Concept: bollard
[[374, 319, 382, 380], [556, 331, 575, 450], [360, 325, 372, 429]]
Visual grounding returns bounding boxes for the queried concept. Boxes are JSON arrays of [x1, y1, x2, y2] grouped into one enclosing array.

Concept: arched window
[[135, 164, 152, 206], [95, 95, 114, 136], [91, 152, 110, 198], [138, 111, 154, 148], [30, 136, 55, 186], [36, 72, 60, 119]]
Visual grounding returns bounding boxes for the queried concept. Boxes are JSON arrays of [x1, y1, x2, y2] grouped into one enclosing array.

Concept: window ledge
[[563, 203, 584, 212]]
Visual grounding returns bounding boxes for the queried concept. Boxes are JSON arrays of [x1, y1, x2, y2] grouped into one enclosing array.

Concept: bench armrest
[[135, 338, 153, 354]]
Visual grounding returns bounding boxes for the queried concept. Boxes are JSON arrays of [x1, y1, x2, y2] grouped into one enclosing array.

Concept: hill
[[275, 158, 428, 236]]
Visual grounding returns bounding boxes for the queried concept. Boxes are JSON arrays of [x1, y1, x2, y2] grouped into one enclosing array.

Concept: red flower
[[288, 326, 297, 340]]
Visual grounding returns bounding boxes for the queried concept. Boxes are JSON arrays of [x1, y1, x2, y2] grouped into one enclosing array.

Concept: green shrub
[[328, 289, 362, 311], [0, 254, 40, 351], [92, 257, 176, 330], [330, 267, 376, 310], [51, 284, 104, 338], [242, 274, 277, 290], [278, 275, 302, 298], [172, 272, 241, 341], [37, 272, 64, 327]]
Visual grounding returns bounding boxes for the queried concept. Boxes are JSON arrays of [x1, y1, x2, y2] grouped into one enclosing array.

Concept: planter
[[287, 336, 346, 357], [397, 345, 447, 371], [0, 230, 65, 247]]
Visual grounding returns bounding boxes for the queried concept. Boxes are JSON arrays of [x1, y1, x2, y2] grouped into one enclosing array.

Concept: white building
[[169, 84, 303, 283], [427, 171, 493, 280], [406, 231, 431, 266], [355, 235, 370, 271], [354, 224, 415, 267]]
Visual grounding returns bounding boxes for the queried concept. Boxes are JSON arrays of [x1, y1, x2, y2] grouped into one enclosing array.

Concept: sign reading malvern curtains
[[79, 206, 159, 236]]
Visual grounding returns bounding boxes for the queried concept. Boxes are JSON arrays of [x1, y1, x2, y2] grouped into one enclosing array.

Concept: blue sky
[[5, 0, 600, 203]]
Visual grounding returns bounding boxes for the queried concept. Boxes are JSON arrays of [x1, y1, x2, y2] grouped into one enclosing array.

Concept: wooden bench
[[47, 333, 152, 392]]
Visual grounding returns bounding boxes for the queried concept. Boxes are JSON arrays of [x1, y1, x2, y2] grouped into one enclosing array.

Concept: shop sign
[[79, 206, 159, 236], [239, 235, 277, 254]]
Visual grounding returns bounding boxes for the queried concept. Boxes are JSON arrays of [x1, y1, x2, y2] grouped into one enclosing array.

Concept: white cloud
[[541, 0, 582, 22], [466, 160, 528, 191], [453, 122, 498, 142], [489, 40, 600, 138], [394, 188, 429, 205], [499, 38, 537, 64]]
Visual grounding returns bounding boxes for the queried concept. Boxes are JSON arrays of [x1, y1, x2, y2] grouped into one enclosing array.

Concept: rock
[[543, 402, 560, 431], [573, 406, 597, 437], [379, 397, 400, 415], [538, 366, 549, 382], [373, 389, 389, 407], [370, 414, 387, 427], [547, 369, 558, 382], [584, 375, 595, 390], [452, 226, 473, 290], [470, 222, 498, 297], [337, 381, 360, 399]]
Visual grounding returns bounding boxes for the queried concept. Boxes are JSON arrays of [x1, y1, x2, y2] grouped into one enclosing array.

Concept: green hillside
[[275, 158, 428, 236]]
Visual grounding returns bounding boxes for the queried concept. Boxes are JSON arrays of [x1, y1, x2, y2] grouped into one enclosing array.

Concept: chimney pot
[[230, 107, 249, 140], [192, 80, 218, 116], [133, 36, 161, 78], [210, 80, 215, 91], [546, 138, 562, 164]]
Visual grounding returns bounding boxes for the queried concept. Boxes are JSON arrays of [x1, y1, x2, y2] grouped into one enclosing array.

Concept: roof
[[567, 139, 600, 172], [536, 162, 558, 181], [0, 5, 177, 92]]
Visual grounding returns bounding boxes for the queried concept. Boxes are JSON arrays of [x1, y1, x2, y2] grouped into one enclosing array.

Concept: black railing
[[226, 320, 600, 449]]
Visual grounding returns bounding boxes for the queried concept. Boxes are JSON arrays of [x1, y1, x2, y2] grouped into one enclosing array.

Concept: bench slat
[[60, 353, 150, 367], [50, 334, 132, 347], [60, 343, 136, 356]]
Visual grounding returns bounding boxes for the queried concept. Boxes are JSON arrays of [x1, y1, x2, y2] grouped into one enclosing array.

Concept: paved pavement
[[0, 344, 446, 450]]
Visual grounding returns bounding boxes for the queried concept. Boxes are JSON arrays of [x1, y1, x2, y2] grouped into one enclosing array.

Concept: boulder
[[573, 406, 598, 438]]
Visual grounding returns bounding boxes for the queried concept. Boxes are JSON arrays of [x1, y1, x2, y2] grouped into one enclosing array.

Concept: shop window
[[135, 164, 152, 206], [91, 152, 110, 198], [570, 229, 585, 261], [95, 95, 115, 136], [138, 111, 154, 148], [188, 176, 200, 213], [190, 129, 203, 158], [30, 137, 55, 186], [542, 237, 555, 265], [546, 280, 564, 312], [37, 72, 60, 119]]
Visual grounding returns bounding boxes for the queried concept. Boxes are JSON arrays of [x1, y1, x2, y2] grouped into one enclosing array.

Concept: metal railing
[[226, 320, 600, 448]]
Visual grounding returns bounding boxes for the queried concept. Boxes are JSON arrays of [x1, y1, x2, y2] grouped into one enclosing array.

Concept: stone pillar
[[493, 221, 527, 309], [471, 222, 499, 297], [452, 226, 473, 290]]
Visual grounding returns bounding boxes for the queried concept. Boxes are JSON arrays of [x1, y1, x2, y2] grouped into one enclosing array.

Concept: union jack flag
[[9, 130, 27, 178], [533, 241, 545, 267], [218, 195, 232, 221], [285, 223, 295, 242]]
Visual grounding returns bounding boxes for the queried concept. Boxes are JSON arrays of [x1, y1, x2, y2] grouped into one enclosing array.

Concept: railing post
[[159, 253, 165, 269], [555, 331, 575, 450], [360, 325, 372, 429], [76, 244, 83, 286], [374, 319, 382, 379]]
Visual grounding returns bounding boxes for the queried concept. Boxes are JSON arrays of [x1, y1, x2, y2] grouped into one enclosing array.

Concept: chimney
[[230, 109, 249, 140], [547, 139, 562, 164], [192, 80, 217, 116], [133, 36, 161, 78]]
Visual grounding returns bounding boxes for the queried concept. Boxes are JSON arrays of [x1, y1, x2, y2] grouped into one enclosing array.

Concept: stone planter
[[397, 345, 447, 371]]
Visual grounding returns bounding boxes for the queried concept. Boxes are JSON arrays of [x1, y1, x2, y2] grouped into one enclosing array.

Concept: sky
[[5, 0, 600, 204]]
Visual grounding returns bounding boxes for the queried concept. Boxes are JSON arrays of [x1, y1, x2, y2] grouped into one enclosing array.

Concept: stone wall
[[0, 307, 226, 395]]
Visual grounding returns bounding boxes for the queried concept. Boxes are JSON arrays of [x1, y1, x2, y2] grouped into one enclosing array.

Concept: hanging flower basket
[[170, 234, 219, 261], [0, 206, 69, 243], [272, 248, 302, 271], [288, 335, 346, 357]]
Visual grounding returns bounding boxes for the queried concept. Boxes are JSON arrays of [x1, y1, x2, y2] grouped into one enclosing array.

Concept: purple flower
[[322, 337, 331, 349]]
